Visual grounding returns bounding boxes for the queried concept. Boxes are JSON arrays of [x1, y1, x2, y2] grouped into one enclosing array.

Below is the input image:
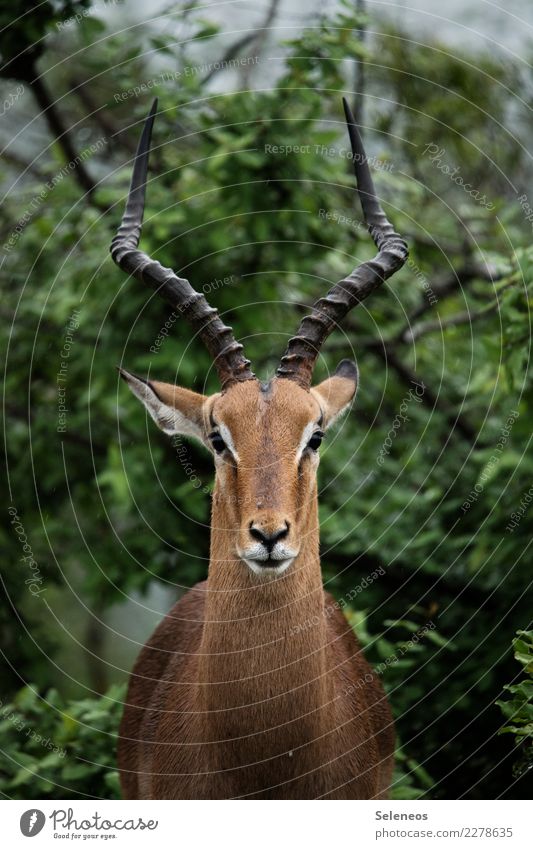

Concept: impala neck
[[197, 484, 331, 748]]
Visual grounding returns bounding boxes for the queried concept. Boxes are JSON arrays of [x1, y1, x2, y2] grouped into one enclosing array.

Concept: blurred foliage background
[[0, 0, 532, 799]]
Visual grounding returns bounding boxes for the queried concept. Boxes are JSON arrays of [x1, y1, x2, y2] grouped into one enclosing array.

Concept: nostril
[[249, 521, 290, 551], [249, 525, 267, 544], [277, 521, 290, 541]]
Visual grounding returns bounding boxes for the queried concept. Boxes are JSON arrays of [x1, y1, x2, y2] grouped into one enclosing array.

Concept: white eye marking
[[215, 422, 239, 462], [296, 420, 322, 463]]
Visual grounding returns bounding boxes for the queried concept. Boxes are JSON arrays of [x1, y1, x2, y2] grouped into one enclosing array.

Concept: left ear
[[118, 367, 213, 443], [310, 359, 358, 430]]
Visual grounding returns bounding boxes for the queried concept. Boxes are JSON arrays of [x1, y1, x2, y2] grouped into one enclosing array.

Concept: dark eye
[[209, 432, 226, 454], [307, 430, 324, 451]]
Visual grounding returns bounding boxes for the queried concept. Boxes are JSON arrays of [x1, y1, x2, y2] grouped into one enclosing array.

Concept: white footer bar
[[3, 799, 530, 848]]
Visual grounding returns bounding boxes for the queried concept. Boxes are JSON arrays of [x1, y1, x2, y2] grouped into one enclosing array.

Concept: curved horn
[[110, 99, 254, 391], [277, 98, 408, 388]]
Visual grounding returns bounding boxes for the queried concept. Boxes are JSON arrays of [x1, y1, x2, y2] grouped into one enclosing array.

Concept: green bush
[[497, 631, 533, 780], [0, 685, 124, 799]]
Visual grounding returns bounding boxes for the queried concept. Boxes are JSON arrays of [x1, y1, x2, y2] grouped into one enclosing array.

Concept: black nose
[[249, 521, 289, 553]]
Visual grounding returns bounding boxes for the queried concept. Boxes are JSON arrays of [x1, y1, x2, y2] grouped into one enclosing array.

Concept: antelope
[[111, 97, 408, 799]]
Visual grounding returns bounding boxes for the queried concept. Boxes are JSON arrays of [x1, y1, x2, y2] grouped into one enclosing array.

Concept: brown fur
[[117, 377, 395, 799]]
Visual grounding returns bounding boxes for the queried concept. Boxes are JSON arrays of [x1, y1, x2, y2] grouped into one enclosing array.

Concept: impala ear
[[311, 359, 358, 430], [118, 368, 210, 441]]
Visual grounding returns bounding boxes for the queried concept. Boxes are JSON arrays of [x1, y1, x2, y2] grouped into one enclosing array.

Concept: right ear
[[118, 368, 213, 443]]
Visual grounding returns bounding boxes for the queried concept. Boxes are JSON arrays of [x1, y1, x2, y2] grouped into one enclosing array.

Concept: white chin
[[244, 558, 294, 576]]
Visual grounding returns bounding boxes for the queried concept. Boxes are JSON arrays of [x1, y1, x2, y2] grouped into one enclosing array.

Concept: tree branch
[[69, 76, 136, 155], [203, 0, 281, 85], [365, 339, 478, 443], [407, 260, 504, 323], [401, 274, 515, 343], [30, 73, 96, 198], [0, 149, 46, 179]]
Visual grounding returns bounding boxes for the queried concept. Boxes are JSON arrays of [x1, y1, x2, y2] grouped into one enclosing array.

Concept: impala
[[111, 97, 408, 799]]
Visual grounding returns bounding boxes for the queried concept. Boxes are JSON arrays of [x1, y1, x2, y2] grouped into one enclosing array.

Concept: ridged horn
[[276, 98, 408, 387], [110, 99, 255, 390]]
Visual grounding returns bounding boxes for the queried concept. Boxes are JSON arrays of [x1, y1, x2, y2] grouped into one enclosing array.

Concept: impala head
[[119, 362, 358, 574], [111, 97, 407, 577]]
